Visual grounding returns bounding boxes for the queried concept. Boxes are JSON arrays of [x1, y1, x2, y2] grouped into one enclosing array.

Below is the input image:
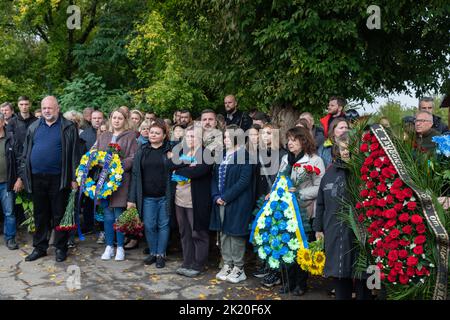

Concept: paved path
[[0, 231, 332, 300]]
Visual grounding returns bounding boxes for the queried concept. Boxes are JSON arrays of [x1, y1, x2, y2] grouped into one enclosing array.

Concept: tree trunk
[[269, 104, 301, 146]]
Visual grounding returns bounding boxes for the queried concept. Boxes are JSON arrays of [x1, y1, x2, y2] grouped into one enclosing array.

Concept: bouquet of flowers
[[113, 207, 144, 237], [250, 175, 310, 270], [291, 163, 321, 189], [56, 190, 77, 232], [297, 238, 326, 276]]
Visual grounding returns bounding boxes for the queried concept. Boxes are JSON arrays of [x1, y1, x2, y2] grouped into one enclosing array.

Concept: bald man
[[19, 96, 80, 263], [223, 95, 252, 132]]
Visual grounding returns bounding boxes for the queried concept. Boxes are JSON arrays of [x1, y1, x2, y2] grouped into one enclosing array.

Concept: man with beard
[[200, 109, 223, 164], [320, 96, 347, 138], [179, 110, 193, 128], [223, 95, 252, 132]]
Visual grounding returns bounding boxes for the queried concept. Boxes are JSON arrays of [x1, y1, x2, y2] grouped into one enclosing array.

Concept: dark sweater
[[141, 145, 167, 197], [30, 117, 62, 174]]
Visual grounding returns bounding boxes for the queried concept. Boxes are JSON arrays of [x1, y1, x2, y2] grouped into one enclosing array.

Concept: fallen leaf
[[198, 294, 207, 300]]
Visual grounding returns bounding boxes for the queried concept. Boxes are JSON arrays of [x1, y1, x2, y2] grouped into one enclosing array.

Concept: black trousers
[[32, 174, 70, 252], [333, 278, 372, 300]]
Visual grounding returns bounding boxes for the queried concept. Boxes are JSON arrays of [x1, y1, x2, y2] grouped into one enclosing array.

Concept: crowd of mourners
[[0, 94, 448, 300]]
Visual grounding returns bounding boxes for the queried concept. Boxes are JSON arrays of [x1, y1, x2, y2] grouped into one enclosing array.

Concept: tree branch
[[77, 0, 99, 44], [36, 26, 50, 43]]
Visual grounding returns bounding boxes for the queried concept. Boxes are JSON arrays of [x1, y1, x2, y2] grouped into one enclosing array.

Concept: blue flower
[[271, 238, 280, 248], [279, 201, 288, 211], [432, 135, 450, 157], [279, 221, 287, 230], [270, 226, 279, 236], [281, 233, 290, 243], [270, 201, 279, 211], [277, 187, 285, 197], [265, 217, 272, 227], [264, 246, 272, 255], [280, 246, 288, 255], [272, 251, 281, 260], [274, 211, 283, 220], [262, 232, 270, 243]]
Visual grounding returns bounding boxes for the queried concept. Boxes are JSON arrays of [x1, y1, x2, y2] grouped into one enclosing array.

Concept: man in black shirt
[[223, 95, 252, 132]]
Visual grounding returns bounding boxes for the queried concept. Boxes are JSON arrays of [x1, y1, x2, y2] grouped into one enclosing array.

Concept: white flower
[[257, 218, 266, 230], [286, 220, 297, 233], [429, 263, 435, 268], [115, 174, 122, 181], [410, 243, 416, 249], [282, 252, 294, 264], [284, 209, 294, 219], [268, 257, 280, 269], [254, 234, 263, 245], [288, 239, 300, 250], [258, 247, 267, 260]]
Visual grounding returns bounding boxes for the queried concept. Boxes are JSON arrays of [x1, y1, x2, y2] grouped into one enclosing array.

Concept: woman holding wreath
[[95, 108, 138, 261]]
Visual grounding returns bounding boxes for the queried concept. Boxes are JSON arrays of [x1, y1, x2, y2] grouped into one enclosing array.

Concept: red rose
[[407, 202, 417, 211], [388, 250, 398, 261], [410, 214, 423, 224], [407, 256, 419, 267], [384, 219, 397, 229], [358, 214, 364, 223], [387, 240, 399, 250], [360, 189, 369, 198], [370, 143, 380, 151], [416, 267, 429, 276], [394, 203, 404, 211], [402, 225, 413, 235], [413, 246, 423, 255], [304, 165, 313, 172], [381, 168, 394, 179], [371, 135, 379, 143], [374, 158, 383, 168], [356, 202, 362, 209], [390, 229, 400, 239], [399, 239, 410, 246], [363, 200, 371, 208], [398, 213, 410, 223], [382, 157, 391, 165], [313, 167, 321, 175], [370, 170, 379, 179], [377, 184, 387, 193], [360, 143, 369, 152], [363, 133, 372, 142], [398, 250, 408, 259], [387, 274, 397, 283], [380, 273, 386, 281], [394, 262, 403, 271], [399, 275, 409, 285], [361, 174, 368, 181], [366, 181, 375, 189], [376, 240, 384, 248], [386, 195, 394, 204], [403, 188, 413, 198], [369, 190, 378, 198], [392, 179, 403, 189], [414, 235, 426, 245], [377, 198, 387, 207], [364, 157, 374, 166], [416, 224, 426, 234], [384, 209, 397, 219], [406, 267, 415, 277], [293, 163, 302, 168]]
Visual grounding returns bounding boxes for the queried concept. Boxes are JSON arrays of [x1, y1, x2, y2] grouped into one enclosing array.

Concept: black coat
[[254, 147, 287, 200], [168, 148, 213, 231], [79, 126, 97, 151], [19, 115, 80, 193], [128, 141, 172, 218], [2, 132, 21, 191], [313, 162, 357, 279], [224, 110, 253, 132], [6, 113, 38, 155], [210, 148, 255, 236]]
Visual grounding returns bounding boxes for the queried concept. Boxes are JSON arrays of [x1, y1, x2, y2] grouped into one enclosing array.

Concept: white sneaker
[[101, 246, 114, 260], [226, 266, 247, 284], [216, 264, 232, 281], [115, 247, 125, 261]]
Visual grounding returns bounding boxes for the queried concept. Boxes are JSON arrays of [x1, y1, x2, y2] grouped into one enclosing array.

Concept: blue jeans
[[0, 182, 15, 241], [143, 197, 170, 256], [104, 206, 124, 247]]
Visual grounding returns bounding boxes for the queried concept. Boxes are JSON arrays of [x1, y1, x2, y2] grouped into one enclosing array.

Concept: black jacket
[[432, 114, 449, 134], [1, 132, 21, 191], [79, 126, 97, 150], [19, 115, 80, 193], [128, 141, 173, 218], [6, 113, 38, 155], [313, 161, 361, 279], [224, 110, 253, 132], [253, 147, 287, 200], [168, 148, 213, 231]]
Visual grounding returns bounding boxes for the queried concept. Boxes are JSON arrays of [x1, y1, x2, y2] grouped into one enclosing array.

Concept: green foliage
[[58, 73, 131, 114]]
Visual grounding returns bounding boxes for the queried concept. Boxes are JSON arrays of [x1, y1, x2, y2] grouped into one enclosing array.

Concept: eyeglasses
[[414, 119, 432, 123]]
